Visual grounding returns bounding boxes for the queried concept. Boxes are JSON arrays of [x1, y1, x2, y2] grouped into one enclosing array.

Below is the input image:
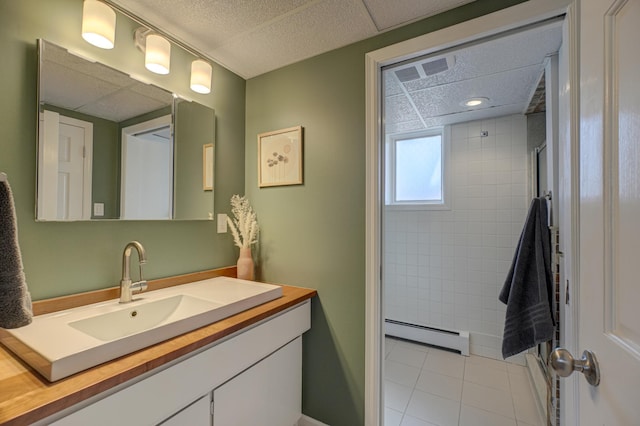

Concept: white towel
[[0, 178, 33, 328]]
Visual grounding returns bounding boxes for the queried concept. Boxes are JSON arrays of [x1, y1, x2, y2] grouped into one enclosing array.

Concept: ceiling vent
[[394, 55, 456, 83], [422, 57, 449, 76], [394, 66, 421, 82]]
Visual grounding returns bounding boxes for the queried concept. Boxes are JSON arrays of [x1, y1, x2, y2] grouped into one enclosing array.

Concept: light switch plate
[[217, 214, 228, 233], [93, 203, 104, 217]]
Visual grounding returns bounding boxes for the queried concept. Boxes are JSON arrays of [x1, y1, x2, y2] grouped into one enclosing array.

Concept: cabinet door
[[213, 337, 301, 426], [159, 394, 210, 426]]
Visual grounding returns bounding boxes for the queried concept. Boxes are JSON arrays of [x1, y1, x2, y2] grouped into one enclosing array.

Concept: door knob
[[549, 348, 600, 386]]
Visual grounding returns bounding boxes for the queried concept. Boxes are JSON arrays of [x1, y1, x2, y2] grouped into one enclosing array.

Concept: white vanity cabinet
[[160, 394, 211, 426], [212, 337, 301, 426], [44, 301, 310, 426]]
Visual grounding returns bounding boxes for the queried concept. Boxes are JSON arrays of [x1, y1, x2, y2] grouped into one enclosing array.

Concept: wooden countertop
[[0, 267, 317, 426]]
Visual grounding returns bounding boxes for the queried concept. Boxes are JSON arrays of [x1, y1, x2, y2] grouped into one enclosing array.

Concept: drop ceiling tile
[[429, 105, 523, 128], [384, 72, 405, 96], [112, 0, 313, 52], [385, 94, 421, 125], [42, 61, 122, 110], [210, 0, 376, 78], [399, 22, 562, 93], [383, 20, 563, 128], [386, 120, 426, 135], [78, 89, 168, 122], [363, 0, 476, 31], [408, 66, 542, 122], [129, 81, 173, 104], [113, 0, 561, 81]]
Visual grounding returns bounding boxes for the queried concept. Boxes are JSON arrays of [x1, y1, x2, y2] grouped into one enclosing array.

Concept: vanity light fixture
[[463, 97, 489, 107], [190, 60, 212, 94], [81, 0, 116, 49], [145, 33, 171, 75]]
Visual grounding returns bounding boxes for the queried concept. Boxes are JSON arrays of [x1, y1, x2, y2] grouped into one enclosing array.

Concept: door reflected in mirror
[[120, 115, 173, 220], [36, 39, 214, 221]]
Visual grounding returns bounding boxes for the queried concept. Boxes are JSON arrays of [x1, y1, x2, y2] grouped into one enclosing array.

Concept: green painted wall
[[174, 100, 215, 220], [245, 1, 525, 424], [0, 0, 245, 300]]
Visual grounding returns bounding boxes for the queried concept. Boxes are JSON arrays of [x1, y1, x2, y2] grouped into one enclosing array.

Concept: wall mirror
[[36, 39, 215, 221]]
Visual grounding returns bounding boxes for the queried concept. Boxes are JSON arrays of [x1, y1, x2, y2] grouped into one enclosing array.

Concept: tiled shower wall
[[384, 114, 529, 361]]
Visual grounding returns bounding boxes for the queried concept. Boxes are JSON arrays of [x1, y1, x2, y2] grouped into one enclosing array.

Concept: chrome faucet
[[119, 241, 148, 303]]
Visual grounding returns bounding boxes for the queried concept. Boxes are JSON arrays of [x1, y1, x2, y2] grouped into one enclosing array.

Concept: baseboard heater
[[385, 319, 470, 356]]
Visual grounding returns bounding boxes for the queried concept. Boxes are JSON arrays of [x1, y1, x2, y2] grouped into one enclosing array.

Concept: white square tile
[[388, 344, 428, 368], [385, 407, 404, 426], [459, 404, 517, 426], [422, 348, 465, 379], [508, 372, 531, 395], [495, 116, 513, 135], [482, 119, 496, 136], [498, 352, 527, 367], [512, 385, 544, 425], [464, 362, 510, 391], [386, 359, 421, 387], [468, 120, 483, 136], [385, 380, 414, 412], [466, 354, 508, 372], [507, 362, 528, 377], [462, 381, 515, 419], [405, 389, 460, 426], [385, 338, 397, 358], [400, 414, 439, 426], [451, 123, 468, 139], [415, 369, 463, 401]]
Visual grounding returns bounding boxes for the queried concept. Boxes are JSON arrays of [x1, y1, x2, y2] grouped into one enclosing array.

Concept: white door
[[38, 111, 92, 221], [571, 0, 640, 423], [57, 119, 86, 220]]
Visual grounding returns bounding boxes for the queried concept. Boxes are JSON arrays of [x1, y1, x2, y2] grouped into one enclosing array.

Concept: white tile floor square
[[384, 337, 545, 426]]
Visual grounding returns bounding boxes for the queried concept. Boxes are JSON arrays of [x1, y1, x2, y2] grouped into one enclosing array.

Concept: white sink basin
[[69, 295, 220, 341], [0, 277, 282, 381]]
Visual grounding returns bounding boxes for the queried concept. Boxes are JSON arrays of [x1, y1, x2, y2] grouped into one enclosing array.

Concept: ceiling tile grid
[[363, 0, 475, 31], [209, 0, 376, 78], [112, 0, 478, 78], [43, 61, 121, 111], [383, 20, 563, 131], [43, 43, 173, 122], [408, 65, 544, 120]]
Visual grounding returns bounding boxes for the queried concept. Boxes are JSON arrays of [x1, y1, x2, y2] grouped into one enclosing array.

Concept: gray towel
[[0, 179, 33, 328], [499, 197, 554, 358]]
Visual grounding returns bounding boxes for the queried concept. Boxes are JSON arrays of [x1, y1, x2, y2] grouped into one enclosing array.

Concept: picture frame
[[203, 143, 213, 191], [258, 126, 303, 187]]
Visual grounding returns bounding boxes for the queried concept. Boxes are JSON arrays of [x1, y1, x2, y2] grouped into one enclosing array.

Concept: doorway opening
[[120, 114, 173, 220], [365, 2, 575, 425]]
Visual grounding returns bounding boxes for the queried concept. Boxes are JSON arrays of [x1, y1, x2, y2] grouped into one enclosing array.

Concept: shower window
[[385, 128, 450, 209]]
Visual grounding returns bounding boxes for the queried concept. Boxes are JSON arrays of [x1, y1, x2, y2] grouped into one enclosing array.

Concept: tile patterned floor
[[384, 337, 545, 426]]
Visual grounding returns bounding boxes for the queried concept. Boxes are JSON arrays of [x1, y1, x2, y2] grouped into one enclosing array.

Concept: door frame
[[364, 0, 577, 424]]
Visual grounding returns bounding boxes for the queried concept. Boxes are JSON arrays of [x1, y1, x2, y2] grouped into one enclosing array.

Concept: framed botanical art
[[258, 126, 303, 187]]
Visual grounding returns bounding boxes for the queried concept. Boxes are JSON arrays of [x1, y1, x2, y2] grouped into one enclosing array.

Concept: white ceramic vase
[[236, 247, 255, 280]]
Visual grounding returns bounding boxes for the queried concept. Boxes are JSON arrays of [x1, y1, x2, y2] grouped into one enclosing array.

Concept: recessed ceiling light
[[463, 97, 489, 107]]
